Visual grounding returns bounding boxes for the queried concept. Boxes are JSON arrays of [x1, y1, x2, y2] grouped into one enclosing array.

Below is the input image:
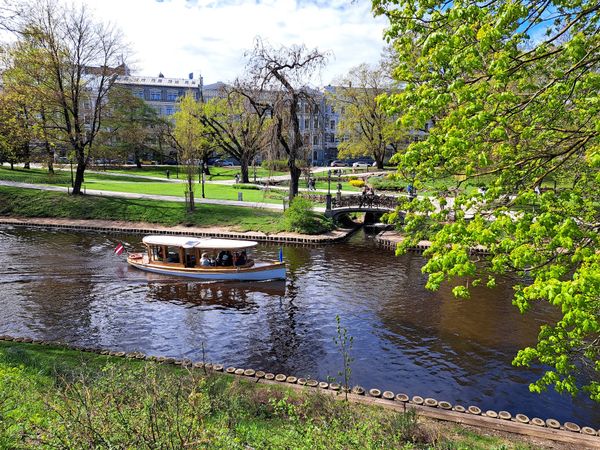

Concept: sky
[[78, 0, 388, 86]]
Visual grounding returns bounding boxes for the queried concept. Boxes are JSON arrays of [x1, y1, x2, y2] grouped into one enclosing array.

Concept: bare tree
[[197, 82, 273, 183], [245, 39, 328, 200], [4, 0, 128, 194], [329, 63, 405, 169]]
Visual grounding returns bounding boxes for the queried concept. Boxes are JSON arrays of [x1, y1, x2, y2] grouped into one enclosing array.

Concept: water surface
[[0, 225, 597, 426]]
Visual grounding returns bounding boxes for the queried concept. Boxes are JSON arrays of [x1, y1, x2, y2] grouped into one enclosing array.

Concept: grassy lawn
[[94, 165, 287, 180], [0, 186, 287, 233], [0, 167, 288, 204], [0, 340, 538, 449]]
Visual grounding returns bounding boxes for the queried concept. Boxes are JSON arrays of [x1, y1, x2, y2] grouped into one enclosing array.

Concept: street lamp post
[[200, 161, 205, 198], [326, 169, 332, 211]]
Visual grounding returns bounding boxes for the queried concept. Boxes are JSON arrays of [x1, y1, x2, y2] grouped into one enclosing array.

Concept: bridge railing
[[331, 194, 399, 210]]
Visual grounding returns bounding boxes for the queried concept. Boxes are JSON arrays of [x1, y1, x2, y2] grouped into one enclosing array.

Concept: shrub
[[349, 179, 365, 188], [231, 184, 260, 190], [283, 197, 334, 234], [261, 159, 307, 172], [368, 176, 405, 191]]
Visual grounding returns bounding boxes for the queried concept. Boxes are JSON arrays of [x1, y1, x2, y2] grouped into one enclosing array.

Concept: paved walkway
[[0, 180, 328, 212]]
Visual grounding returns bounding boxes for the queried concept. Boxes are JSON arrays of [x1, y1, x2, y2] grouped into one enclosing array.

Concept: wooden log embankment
[[0, 216, 355, 246], [1, 335, 598, 449], [375, 230, 490, 255]]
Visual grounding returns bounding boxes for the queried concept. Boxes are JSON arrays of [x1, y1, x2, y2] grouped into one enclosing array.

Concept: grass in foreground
[[0, 186, 286, 233], [0, 341, 539, 449]]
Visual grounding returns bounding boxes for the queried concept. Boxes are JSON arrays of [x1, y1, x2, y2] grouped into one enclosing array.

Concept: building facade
[[115, 72, 203, 118]]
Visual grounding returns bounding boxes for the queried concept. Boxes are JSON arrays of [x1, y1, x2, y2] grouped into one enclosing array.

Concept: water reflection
[[145, 280, 286, 310], [0, 225, 597, 426]]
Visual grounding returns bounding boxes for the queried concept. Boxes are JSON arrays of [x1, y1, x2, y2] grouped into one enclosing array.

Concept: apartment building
[[115, 72, 203, 118]]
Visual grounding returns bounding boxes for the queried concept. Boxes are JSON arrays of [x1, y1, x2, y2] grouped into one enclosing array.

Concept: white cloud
[[77, 0, 388, 85]]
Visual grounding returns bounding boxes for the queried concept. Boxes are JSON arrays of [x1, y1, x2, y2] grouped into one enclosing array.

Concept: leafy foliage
[[329, 63, 406, 169], [283, 197, 334, 234], [0, 341, 529, 449], [368, 175, 405, 191], [374, 0, 600, 399]]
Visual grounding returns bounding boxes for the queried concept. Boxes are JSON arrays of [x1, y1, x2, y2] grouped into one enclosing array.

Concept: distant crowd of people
[[200, 250, 247, 267]]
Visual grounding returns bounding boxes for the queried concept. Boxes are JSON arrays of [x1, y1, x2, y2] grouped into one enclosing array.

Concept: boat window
[[166, 247, 180, 263], [151, 246, 165, 262]]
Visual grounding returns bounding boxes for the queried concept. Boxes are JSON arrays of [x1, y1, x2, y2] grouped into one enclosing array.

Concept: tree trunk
[[134, 150, 142, 168], [72, 160, 87, 195], [288, 162, 301, 200], [203, 154, 211, 175], [186, 174, 195, 211], [23, 142, 30, 169], [45, 142, 55, 174], [240, 157, 250, 184]]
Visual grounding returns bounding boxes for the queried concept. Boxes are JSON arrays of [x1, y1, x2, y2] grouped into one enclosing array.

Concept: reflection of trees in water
[[146, 281, 286, 311], [373, 257, 560, 377]]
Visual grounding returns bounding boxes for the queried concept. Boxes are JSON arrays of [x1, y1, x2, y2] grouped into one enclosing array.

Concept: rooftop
[[116, 75, 200, 88]]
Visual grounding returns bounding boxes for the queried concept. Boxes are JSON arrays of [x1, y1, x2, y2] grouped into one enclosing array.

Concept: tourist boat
[[126, 235, 286, 281]]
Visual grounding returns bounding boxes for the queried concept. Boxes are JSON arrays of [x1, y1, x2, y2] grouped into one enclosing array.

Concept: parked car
[[214, 159, 234, 167], [330, 160, 347, 167], [352, 161, 368, 168]]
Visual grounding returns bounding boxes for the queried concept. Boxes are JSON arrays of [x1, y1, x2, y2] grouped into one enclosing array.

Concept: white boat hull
[[128, 261, 286, 281]]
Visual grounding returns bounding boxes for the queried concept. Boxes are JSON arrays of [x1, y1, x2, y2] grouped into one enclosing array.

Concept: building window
[[150, 91, 161, 101], [329, 134, 334, 143], [330, 120, 335, 130], [135, 90, 144, 99], [313, 118, 319, 129], [312, 135, 318, 145], [165, 106, 174, 115], [304, 118, 309, 129], [167, 91, 177, 101]]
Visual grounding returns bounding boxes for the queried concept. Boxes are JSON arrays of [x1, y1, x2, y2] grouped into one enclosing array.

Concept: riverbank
[[0, 339, 572, 449], [0, 186, 347, 242]]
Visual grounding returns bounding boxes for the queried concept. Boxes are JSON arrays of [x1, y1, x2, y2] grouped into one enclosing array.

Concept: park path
[[0, 180, 328, 212]]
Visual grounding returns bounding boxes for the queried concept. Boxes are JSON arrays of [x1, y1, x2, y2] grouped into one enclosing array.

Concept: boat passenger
[[235, 250, 247, 266], [200, 253, 212, 266], [217, 250, 233, 266]]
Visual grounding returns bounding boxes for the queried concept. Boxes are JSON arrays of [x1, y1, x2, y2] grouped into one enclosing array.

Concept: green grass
[[97, 165, 287, 180], [0, 185, 287, 233], [0, 340, 539, 449]]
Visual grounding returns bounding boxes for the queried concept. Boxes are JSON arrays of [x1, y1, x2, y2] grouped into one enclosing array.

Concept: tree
[[329, 63, 405, 169], [0, 90, 33, 168], [173, 92, 209, 211], [3, 0, 127, 194], [100, 86, 161, 168], [245, 39, 328, 200], [374, 0, 600, 400], [198, 83, 272, 183]]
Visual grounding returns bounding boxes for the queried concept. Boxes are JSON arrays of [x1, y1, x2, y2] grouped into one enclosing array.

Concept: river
[[0, 225, 597, 426]]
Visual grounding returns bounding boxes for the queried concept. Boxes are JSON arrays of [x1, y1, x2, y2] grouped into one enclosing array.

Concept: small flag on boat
[[114, 243, 125, 256], [278, 248, 283, 262]]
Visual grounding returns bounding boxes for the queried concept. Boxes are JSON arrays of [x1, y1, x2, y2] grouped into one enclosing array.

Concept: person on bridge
[[360, 185, 368, 207], [366, 187, 375, 207]]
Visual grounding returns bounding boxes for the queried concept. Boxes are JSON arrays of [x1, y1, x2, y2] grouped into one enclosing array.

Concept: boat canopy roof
[[142, 235, 258, 250]]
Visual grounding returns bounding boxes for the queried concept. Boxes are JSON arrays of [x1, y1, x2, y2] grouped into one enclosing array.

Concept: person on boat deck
[[234, 250, 247, 266], [200, 253, 212, 266], [217, 250, 233, 266]]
